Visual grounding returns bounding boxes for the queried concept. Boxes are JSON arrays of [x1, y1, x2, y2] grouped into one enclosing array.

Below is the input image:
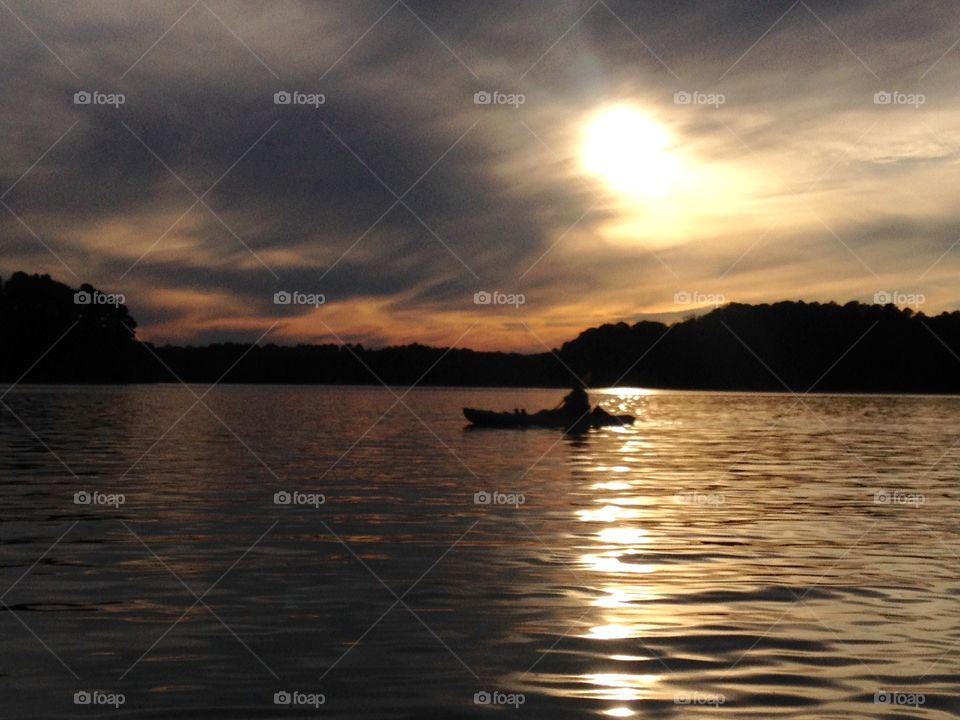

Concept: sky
[[1, 0, 959, 351]]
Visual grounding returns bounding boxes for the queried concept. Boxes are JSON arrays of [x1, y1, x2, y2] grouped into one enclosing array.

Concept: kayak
[[463, 407, 634, 431]]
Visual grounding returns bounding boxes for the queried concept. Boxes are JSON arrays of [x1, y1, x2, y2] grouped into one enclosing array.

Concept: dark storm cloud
[[0, 0, 590, 290]]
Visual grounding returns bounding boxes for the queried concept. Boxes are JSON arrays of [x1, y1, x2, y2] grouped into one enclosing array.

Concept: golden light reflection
[[562, 414, 674, 713], [576, 505, 640, 523], [597, 527, 648, 545], [607, 496, 650, 506], [588, 624, 635, 640], [593, 387, 658, 397], [591, 480, 631, 491], [595, 585, 659, 608], [582, 673, 660, 701], [583, 554, 655, 575], [596, 588, 631, 609]]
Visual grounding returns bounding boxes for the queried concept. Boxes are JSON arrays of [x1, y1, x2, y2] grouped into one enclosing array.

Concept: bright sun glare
[[581, 107, 681, 198]]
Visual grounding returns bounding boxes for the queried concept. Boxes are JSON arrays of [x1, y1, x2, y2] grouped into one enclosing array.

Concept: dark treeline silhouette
[[560, 303, 960, 392], [3, 271, 960, 392], [0, 272, 141, 382]]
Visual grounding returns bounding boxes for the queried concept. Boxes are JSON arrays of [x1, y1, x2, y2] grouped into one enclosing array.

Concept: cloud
[[1, 0, 960, 349]]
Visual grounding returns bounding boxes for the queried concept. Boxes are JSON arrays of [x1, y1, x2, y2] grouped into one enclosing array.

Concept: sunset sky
[[2, 0, 959, 351]]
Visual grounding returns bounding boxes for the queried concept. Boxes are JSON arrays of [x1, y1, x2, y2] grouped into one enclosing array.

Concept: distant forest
[[3, 271, 960, 392]]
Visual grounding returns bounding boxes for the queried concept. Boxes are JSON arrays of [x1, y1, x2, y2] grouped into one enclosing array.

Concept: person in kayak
[[559, 383, 590, 418]]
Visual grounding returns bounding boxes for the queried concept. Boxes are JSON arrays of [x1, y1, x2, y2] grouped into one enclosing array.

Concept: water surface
[[1, 386, 958, 718]]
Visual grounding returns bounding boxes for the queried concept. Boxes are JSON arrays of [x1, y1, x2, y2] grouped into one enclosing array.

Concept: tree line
[[2, 271, 959, 392]]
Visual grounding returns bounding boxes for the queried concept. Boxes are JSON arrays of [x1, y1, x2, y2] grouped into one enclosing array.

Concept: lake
[[1, 385, 958, 718]]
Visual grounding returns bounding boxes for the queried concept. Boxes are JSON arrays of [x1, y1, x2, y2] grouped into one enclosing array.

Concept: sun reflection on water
[[569, 400, 668, 715], [597, 527, 648, 544], [576, 505, 640, 523], [521, 391, 716, 715], [591, 480, 631, 490], [582, 672, 659, 700], [583, 554, 654, 575]]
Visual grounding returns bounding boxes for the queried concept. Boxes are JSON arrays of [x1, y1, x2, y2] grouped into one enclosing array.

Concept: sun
[[581, 106, 681, 198]]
